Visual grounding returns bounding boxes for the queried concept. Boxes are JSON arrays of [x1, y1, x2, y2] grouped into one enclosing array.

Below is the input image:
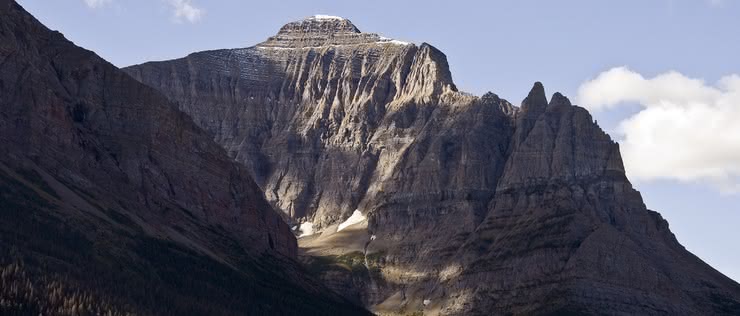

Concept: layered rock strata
[[125, 15, 740, 315]]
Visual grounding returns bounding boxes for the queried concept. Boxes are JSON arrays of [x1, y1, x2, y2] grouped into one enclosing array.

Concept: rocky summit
[[259, 15, 401, 48], [124, 15, 740, 315]]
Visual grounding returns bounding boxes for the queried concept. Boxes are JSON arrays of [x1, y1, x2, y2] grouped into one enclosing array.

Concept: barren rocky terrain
[[124, 14, 740, 315], [0, 1, 737, 314], [0, 2, 369, 315]]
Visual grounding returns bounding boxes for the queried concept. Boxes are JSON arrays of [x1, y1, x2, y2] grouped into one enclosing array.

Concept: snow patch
[[337, 210, 366, 232], [378, 36, 410, 45], [379, 39, 410, 46], [423, 299, 431, 306], [298, 222, 314, 237], [387, 40, 410, 45], [309, 15, 346, 21], [370, 234, 377, 241]]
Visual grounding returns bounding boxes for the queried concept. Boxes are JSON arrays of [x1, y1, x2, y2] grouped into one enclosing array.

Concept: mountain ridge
[[0, 2, 370, 314], [123, 15, 740, 315]]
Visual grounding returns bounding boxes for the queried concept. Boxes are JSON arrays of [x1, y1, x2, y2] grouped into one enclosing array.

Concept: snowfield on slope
[[337, 210, 366, 232], [299, 222, 314, 237]]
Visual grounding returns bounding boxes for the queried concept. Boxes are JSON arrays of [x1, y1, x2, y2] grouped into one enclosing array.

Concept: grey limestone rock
[[124, 15, 740, 315]]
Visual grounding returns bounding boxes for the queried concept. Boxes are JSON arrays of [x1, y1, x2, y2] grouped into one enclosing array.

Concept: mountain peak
[[520, 81, 548, 116], [259, 15, 410, 48], [284, 14, 360, 34], [549, 92, 572, 107]]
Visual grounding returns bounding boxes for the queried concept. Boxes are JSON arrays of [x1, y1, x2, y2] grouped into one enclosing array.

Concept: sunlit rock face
[[124, 16, 455, 228], [124, 16, 740, 315], [260, 15, 389, 48]]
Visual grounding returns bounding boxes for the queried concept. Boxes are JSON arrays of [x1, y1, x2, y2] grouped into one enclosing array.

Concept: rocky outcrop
[[0, 2, 369, 314], [125, 16, 740, 315], [434, 86, 730, 315], [261, 15, 386, 48]]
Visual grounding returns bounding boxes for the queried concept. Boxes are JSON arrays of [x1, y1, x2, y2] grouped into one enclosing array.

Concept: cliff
[[125, 15, 740, 315]]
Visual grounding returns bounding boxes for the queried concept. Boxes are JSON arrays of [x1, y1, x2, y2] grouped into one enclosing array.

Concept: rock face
[[260, 15, 390, 48], [124, 15, 456, 228], [125, 15, 740, 315], [0, 2, 369, 315]]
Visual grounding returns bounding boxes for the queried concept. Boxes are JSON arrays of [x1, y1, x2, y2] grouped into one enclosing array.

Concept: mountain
[[124, 15, 740, 315], [0, 2, 370, 315]]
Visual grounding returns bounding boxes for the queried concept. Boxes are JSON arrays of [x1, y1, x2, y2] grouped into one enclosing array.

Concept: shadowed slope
[[0, 1, 370, 314]]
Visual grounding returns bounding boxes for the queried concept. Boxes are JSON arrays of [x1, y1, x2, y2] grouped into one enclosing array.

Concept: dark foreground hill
[[0, 1, 369, 315]]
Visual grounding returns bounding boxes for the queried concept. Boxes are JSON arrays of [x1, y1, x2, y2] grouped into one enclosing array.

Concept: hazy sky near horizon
[[15, 0, 740, 282]]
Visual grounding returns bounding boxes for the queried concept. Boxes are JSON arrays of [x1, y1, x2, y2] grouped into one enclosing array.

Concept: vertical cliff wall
[[125, 15, 740, 315]]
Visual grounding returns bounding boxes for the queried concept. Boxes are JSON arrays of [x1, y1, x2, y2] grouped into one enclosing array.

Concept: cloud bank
[[81, 0, 203, 24], [167, 0, 203, 23], [577, 67, 740, 194], [83, 0, 111, 9]]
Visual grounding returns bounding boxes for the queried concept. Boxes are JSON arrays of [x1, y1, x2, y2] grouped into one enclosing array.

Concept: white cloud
[[577, 67, 740, 194], [166, 0, 203, 23], [83, 0, 111, 9], [81, 0, 204, 23]]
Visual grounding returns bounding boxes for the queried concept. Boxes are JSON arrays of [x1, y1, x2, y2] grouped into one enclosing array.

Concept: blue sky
[[16, 0, 739, 282]]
